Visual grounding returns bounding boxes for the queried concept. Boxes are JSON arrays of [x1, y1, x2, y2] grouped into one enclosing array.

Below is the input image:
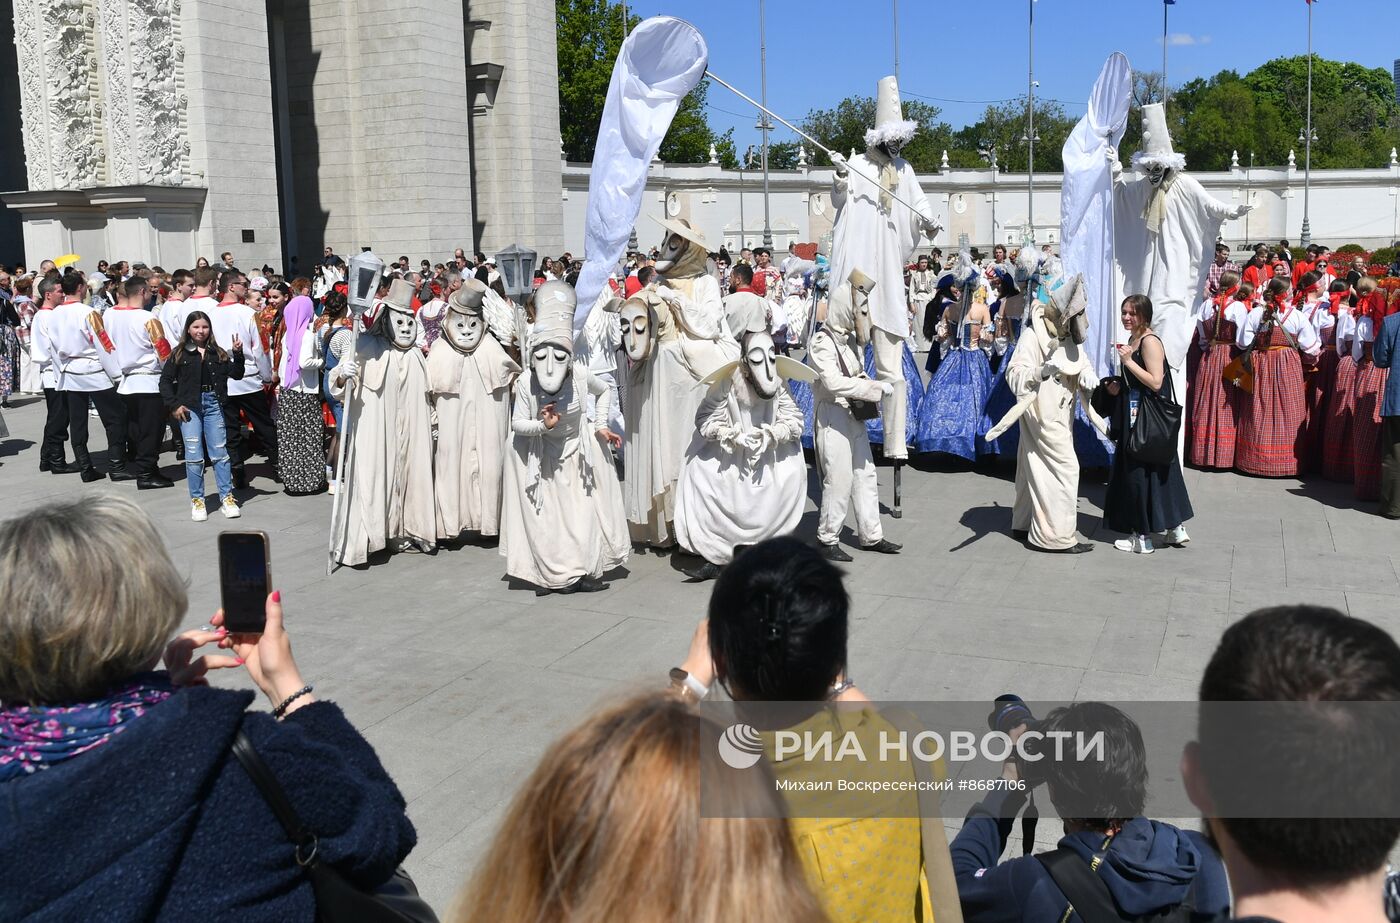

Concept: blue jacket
[[951, 789, 1230, 922], [0, 685, 417, 922], [1372, 311, 1400, 418]]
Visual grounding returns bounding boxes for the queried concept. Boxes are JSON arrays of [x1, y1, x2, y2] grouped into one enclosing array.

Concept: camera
[[987, 694, 1048, 789]]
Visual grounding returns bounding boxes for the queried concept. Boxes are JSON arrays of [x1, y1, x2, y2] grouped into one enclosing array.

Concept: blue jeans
[[181, 392, 234, 501]]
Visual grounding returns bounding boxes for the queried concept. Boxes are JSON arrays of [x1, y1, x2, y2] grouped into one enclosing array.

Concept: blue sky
[[625, 0, 1399, 147]]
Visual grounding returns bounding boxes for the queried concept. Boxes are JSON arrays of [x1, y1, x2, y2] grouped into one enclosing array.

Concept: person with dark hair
[[27, 275, 78, 472], [1234, 276, 1320, 478], [1190, 274, 1249, 470], [45, 272, 128, 482], [105, 276, 175, 488], [1375, 304, 1400, 517], [159, 311, 244, 519], [953, 701, 1228, 923], [1102, 294, 1193, 554], [721, 262, 764, 338], [1184, 605, 1400, 922], [670, 536, 962, 923], [211, 270, 275, 487]]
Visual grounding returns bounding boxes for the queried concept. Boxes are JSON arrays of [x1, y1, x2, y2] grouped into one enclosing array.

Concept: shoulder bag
[[826, 330, 880, 421], [1037, 844, 1196, 923], [1125, 336, 1182, 467], [231, 730, 438, 923]]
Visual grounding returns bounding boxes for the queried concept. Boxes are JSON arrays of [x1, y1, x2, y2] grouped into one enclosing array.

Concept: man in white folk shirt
[[28, 275, 79, 474], [209, 269, 274, 488], [105, 275, 176, 489], [45, 273, 127, 482]]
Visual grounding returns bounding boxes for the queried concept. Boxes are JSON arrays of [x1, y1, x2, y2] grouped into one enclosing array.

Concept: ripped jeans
[[180, 391, 234, 501]]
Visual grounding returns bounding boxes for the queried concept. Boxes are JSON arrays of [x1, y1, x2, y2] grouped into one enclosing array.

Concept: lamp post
[[1025, 0, 1037, 242], [493, 242, 538, 303], [758, 0, 773, 248], [892, 0, 900, 85], [1300, 0, 1314, 247], [328, 249, 385, 573], [980, 141, 999, 250], [1244, 151, 1255, 245], [739, 145, 753, 250]]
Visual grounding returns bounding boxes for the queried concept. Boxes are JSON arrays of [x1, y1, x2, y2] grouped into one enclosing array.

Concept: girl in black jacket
[[159, 311, 245, 521]]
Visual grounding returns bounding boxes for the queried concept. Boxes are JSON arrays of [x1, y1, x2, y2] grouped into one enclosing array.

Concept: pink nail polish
[[271, 590, 281, 602], [235, 657, 245, 665]]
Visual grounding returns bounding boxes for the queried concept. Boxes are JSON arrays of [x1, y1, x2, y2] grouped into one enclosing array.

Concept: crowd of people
[[3, 496, 1398, 923]]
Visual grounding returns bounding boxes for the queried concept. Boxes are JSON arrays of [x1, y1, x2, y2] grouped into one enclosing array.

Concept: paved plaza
[[3, 393, 1398, 909]]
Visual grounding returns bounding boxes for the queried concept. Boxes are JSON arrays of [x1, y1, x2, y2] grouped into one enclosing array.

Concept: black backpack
[[1036, 845, 1200, 923]]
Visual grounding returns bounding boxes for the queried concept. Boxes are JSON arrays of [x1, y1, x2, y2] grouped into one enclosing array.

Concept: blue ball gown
[[914, 319, 992, 460], [789, 374, 816, 450], [863, 341, 925, 452]]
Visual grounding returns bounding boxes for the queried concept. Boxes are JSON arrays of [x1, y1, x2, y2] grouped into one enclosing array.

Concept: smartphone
[[218, 531, 272, 634]]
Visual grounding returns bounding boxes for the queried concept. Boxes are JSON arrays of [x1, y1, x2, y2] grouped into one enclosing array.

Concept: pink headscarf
[[283, 295, 315, 374]]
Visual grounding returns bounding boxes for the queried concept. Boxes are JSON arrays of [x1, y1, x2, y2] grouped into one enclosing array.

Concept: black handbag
[[826, 331, 881, 421], [231, 730, 438, 923], [1125, 341, 1182, 466]]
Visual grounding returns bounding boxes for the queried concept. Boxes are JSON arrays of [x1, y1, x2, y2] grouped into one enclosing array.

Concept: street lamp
[[758, 0, 773, 248], [979, 141, 999, 249], [1299, 126, 1317, 247], [1244, 151, 1255, 245], [345, 249, 385, 319], [1025, 0, 1036, 242], [739, 145, 754, 250], [493, 242, 538, 302], [1021, 128, 1039, 242]]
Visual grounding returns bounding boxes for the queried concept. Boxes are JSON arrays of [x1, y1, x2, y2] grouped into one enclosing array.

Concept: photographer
[[951, 702, 1228, 923]]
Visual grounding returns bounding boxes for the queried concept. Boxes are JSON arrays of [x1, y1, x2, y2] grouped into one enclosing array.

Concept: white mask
[[654, 233, 685, 273], [445, 312, 484, 353], [743, 331, 780, 399], [532, 344, 571, 395], [621, 304, 652, 362], [852, 285, 873, 346], [388, 309, 417, 350]]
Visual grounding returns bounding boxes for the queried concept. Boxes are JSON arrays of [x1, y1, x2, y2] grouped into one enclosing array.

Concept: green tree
[[952, 98, 1076, 173], [799, 95, 954, 173], [657, 82, 714, 164]]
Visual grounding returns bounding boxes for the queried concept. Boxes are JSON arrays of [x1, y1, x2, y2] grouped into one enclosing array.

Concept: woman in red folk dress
[[1352, 281, 1391, 501], [1321, 289, 1359, 482], [1234, 277, 1320, 478], [1189, 274, 1247, 469], [1297, 274, 1338, 473]]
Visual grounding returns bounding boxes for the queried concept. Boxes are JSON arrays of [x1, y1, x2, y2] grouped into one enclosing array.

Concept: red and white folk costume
[[1189, 287, 1247, 469], [1233, 295, 1319, 478]]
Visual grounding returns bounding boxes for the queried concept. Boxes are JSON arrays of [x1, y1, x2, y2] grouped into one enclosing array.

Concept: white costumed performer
[[990, 274, 1103, 554], [329, 279, 437, 566], [428, 279, 521, 540], [499, 281, 630, 594], [1113, 102, 1250, 456], [827, 75, 940, 461], [672, 319, 816, 580], [807, 268, 902, 561]]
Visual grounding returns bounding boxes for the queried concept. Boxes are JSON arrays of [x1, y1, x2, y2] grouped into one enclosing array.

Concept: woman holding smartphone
[[160, 311, 245, 521]]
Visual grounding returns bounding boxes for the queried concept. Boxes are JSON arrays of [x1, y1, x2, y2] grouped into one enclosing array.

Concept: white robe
[[1006, 305, 1098, 551], [673, 373, 807, 565], [499, 363, 630, 589], [330, 338, 436, 566], [807, 328, 886, 546], [620, 327, 708, 546], [828, 152, 934, 337], [428, 335, 519, 539]]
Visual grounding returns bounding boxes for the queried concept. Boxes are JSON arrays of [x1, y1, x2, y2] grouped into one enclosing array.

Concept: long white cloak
[[673, 373, 807, 565], [828, 152, 934, 336], [330, 338, 437, 566], [1006, 305, 1096, 551], [499, 363, 630, 589], [428, 335, 520, 539]]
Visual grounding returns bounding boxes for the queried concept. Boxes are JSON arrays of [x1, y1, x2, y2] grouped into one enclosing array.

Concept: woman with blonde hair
[[452, 692, 827, 923]]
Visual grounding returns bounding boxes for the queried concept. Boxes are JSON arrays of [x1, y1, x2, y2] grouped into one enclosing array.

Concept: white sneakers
[[1163, 526, 1190, 547], [1114, 534, 1155, 555], [190, 498, 208, 522], [192, 497, 241, 520], [221, 497, 242, 519]]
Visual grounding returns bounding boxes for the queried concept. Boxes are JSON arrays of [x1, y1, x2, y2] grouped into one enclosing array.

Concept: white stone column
[[93, 0, 190, 186], [13, 0, 108, 190]]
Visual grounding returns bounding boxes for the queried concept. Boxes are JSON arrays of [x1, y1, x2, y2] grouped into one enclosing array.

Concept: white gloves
[[1077, 367, 1101, 393], [1229, 204, 1254, 220], [921, 219, 943, 240], [879, 381, 895, 396], [335, 361, 359, 385], [828, 151, 849, 177], [655, 285, 678, 303], [1040, 354, 1069, 380]]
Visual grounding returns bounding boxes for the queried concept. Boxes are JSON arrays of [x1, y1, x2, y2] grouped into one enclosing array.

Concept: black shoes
[[1012, 529, 1029, 541], [79, 467, 102, 483], [682, 561, 722, 582], [860, 539, 903, 554], [1030, 541, 1095, 555], [109, 468, 138, 483], [49, 459, 82, 474], [545, 575, 608, 596], [39, 455, 51, 472], [233, 467, 249, 489], [820, 543, 854, 562], [137, 474, 175, 490]]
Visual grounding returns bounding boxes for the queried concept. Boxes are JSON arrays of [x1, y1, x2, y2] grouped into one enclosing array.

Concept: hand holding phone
[[218, 531, 271, 634]]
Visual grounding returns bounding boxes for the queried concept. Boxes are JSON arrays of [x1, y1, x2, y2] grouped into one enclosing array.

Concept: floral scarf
[[0, 672, 175, 782]]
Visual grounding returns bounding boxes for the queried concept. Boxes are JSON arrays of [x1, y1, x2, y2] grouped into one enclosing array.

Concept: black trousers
[[123, 392, 166, 477], [223, 389, 277, 467], [41, 387, 70, 460], [66, 388, 127, 467]]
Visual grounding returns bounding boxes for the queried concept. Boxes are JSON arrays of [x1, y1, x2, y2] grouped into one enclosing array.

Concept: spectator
[[451, 691, 826, 923], [0, 273, 18, 407], [159, 311, 245, 520], [1375, 304, 1400, 518], [1204, 242, 1239, 298], [1184, 605, 1400, 923], [673, 536, 962, 923], [1345, 254, 1369, 292], [316, 285, 353, 494], [1102, 294, 1193, 554], [0, 495, 417, 921], [952, 702, 1229, 923], [1241, 248, 1272, 292], [218, 251, 235, 271], [275, 295, 327, 497], [1275, 239, 1293, 273]]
